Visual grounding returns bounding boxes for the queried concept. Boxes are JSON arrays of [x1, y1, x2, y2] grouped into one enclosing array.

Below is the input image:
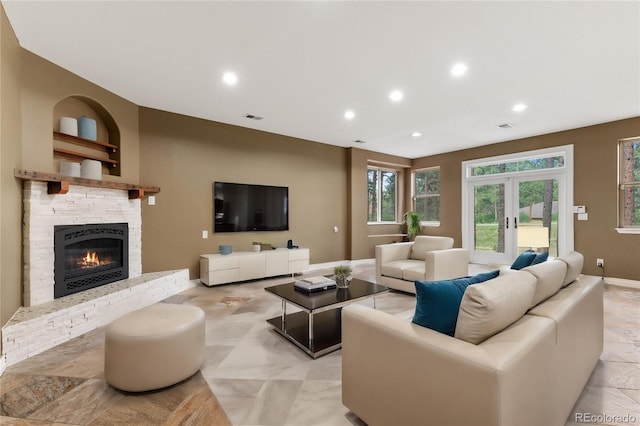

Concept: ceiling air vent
[[244, 114, 264, 120], [354, 139, 367, 144], [497, 123, 514, 129]]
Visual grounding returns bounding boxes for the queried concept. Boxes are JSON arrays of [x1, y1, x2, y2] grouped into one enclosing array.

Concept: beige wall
[[20, 51, 140, 183], [138, 108, 348, 279], [413, 117, 640, 280], [1, 5, 23, 328]]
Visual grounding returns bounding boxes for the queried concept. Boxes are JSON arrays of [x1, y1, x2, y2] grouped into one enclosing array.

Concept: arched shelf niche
[[52, 95, 122, 177]]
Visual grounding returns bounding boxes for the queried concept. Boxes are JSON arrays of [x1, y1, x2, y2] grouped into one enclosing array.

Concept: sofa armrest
[[342, 304, 556, 426], [375, 242, 413, 281], [424, 248, 470, 280]]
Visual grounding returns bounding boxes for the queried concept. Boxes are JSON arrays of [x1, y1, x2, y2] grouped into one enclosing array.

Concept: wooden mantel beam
[[14, 169, 160, 195]]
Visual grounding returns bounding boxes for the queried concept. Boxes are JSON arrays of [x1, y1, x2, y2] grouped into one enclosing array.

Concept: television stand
[[199, 248, 309, 286]]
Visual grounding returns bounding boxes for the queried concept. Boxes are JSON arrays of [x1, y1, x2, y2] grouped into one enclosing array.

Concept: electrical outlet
[[596, 258, 604, 268]]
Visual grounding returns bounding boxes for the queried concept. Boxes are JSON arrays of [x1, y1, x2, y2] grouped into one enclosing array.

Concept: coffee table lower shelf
[[266, 309, 342, 359]]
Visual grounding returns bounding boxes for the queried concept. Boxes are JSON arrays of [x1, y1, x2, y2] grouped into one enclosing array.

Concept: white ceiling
[[3, 1, 639, 159]]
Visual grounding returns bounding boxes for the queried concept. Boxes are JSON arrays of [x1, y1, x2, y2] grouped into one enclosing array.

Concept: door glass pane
[[474, 183, 505, 253], [470, 155, 565, 176], [517, 178, 558, 256]]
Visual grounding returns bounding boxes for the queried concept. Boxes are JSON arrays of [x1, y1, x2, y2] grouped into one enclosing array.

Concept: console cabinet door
[[288, 248, 310, 274], [265, 250, 289, 276], [239, 253, 266, 281]]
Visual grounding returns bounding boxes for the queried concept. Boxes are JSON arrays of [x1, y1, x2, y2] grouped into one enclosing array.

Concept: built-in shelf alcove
[[53, 95, 122, 177]]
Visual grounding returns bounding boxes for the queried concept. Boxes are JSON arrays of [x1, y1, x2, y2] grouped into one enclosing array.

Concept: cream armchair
[[375, 236, 469, 293]]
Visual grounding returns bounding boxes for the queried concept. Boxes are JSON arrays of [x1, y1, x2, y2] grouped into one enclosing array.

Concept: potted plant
[[334, 265, 352, 288], [403, 211, 421, 240]]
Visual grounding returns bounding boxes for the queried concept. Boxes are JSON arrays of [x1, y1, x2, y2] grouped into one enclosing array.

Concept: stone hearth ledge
[[1, 269, 196, 368]]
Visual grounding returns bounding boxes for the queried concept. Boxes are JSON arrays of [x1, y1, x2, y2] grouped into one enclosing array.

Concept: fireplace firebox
[[54, 223, 129, 298]]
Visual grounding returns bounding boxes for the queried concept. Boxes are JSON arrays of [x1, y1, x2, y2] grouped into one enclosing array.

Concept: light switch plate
[[148, 196, 156, 206], [578, 213, 588, 221], [202, 230, 208, 239], [573, 205, 586, 214]]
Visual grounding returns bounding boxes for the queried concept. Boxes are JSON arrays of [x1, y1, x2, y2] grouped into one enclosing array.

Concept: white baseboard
[[604, 277, 640, 291]]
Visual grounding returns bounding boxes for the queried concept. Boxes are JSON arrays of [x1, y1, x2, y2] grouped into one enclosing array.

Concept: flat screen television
[[214, 182, 289, 232]]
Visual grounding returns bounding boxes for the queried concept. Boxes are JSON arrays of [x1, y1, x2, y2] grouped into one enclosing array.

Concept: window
[[469, 154, 565, 177], [368, 167, 397, 222], [414, 167, 440, 224], [619, 137, 640, 232]]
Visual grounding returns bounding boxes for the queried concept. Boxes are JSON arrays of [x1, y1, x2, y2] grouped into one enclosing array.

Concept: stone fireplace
[[22, 180, 142, 307]]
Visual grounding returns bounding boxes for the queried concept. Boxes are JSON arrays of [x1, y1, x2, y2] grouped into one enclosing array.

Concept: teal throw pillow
[[468, 269, 500, 283], [511, 251, 536, 270], [530, 252, 549, 265], [412, 270, 499, 336]]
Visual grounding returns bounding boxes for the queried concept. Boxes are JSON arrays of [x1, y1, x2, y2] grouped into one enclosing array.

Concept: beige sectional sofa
[[376, 236, 470, 294], [342, 252, 602, 426]]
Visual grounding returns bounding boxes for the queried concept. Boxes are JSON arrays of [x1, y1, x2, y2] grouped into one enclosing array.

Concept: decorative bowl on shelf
[[78, 116, 97, 141], [81, 159, 102, 180], [219, 245, 233, 255], [59, 117, 78, 137], [59, 160, 81, 177]]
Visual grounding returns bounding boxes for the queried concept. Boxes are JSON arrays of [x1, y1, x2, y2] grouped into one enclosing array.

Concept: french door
[[462, 146, 573, 265]]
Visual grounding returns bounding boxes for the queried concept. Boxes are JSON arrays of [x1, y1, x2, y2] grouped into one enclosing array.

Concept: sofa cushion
[[455, 271, 536, 344], [381, 260, 421, 279], [530, 251, 549, 265], [410, 236, 453, 260], [522, 260, 567, 307], [413, 270, 499, 336], [403, 265, 427, 281], [510, 251, 536, 270], [558, 251, 584, 287]]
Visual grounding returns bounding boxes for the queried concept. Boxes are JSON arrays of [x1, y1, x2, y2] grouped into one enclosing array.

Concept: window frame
[[617, 137, 640, 234], [367, 166, 399, 224], [412, 166, 441, 227]]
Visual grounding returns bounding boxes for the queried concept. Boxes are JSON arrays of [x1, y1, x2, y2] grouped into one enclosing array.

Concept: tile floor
[[1, 261, 639, 425]]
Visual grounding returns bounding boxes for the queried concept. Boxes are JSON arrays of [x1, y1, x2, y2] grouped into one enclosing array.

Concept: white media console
[[199, 248, 310, 286]]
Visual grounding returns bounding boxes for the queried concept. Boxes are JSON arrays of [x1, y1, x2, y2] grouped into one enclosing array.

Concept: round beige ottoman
[[105, 303, 205, 392]]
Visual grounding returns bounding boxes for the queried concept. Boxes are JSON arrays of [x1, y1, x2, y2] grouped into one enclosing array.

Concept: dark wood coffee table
[[265, 278, 388, 358]]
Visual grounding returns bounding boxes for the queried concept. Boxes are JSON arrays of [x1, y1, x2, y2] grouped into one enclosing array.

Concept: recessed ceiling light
[[222, 71, 238, 86], [389, 90, 404, 102], [354, 139, 367, 144], [411, 132, 422, 138], [497, 123, 514, 129], [344, 110, 355, 120], [512, 103, 527, 112], [450, 63, 468, 77]]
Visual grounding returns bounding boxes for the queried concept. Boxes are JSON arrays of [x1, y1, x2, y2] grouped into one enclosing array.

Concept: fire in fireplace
[[54, 223, 129, 298]]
